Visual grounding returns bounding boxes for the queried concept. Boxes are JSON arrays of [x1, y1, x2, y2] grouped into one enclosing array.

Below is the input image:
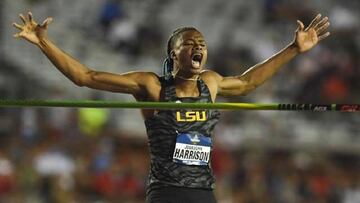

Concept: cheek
[[178, 49, 192, 61], [203, 53, 208, 62]]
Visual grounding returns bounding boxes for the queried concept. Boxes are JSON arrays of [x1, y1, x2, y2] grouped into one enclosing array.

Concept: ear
[[170, 50, 177, 60]]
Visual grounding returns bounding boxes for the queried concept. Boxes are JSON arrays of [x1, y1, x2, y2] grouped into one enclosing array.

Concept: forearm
[[240, 42, 299, 87], [38, 38, 90, 85]]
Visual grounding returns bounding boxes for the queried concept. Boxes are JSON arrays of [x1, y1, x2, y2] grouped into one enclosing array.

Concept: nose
[[193, 44, 202, 51]]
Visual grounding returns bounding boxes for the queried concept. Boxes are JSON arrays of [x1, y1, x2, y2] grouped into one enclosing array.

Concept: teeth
[[192, 54, 202, 62]]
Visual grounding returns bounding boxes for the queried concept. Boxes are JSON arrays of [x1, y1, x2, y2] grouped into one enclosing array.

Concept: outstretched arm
[[214, 14, 330, 96], [12, 12, 155, 96]]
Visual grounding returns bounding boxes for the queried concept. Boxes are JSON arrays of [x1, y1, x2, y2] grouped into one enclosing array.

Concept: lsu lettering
[[176, 111, 207, 122]]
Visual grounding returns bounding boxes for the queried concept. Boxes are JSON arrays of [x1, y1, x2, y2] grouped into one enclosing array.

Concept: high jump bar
[[0, 100, 359, 112]]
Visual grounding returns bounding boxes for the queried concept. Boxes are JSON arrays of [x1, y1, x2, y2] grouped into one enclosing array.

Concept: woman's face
[[171, 30, 208, 77]]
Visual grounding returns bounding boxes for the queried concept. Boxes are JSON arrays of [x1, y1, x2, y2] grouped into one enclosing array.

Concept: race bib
[[173, 133, 211, 166]]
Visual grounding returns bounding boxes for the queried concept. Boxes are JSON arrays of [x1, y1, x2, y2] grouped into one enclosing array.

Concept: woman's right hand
[[13, 12, 52, 46]]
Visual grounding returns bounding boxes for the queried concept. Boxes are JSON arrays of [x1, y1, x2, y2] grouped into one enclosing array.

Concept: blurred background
[[0, 0, 359, 202]]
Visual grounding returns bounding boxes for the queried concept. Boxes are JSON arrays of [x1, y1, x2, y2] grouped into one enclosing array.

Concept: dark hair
[[163, 27, 199, 79]]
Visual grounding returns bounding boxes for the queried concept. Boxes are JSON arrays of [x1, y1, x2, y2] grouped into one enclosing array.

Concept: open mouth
[[191, 54, 202, 68]]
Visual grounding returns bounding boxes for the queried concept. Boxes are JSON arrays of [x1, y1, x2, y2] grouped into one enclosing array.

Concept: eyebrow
[[183, 39, 206, 43]]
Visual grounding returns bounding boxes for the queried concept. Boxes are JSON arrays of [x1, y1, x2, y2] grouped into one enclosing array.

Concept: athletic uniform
[[145, 76, 220, 203]]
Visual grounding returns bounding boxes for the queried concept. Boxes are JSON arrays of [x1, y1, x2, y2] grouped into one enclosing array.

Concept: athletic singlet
[[144, 76, 220, 194]]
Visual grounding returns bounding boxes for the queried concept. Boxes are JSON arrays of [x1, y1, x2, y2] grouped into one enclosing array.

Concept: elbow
[[73, 71, 93, 87], [73, 79, 85, 87]]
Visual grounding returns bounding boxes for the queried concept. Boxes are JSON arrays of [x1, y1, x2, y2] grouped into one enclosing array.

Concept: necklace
[[174, 75, 199, 81]]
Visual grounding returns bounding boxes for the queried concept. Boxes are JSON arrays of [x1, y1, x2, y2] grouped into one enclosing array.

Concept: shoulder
[[142, 71, 160, 81], [200, 70, 223, 84], [125, 71, 161, 93], [129, 71, 159, 78], [128, 71, 161, 86]]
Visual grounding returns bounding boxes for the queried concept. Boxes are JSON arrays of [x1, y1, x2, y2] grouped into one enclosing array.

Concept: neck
[[175, 75, 199, 81], [173, 75, 200, 98]]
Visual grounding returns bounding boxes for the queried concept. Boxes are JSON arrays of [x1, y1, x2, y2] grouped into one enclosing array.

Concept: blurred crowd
[[98, 0, 164, 59], [0, 0, 360, 202], [0, 107, 148, 203]]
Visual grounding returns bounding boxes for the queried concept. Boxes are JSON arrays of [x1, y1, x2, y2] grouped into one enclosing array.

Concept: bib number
[[172, 133, 211, 166]]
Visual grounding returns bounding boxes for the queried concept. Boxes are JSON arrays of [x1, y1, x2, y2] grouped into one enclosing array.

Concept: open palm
[[13, 12, 52, 45], [295, 14, 330, 53]]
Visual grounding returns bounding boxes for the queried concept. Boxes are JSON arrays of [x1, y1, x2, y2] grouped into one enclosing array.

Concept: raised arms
[[12, 12, 157, 97], [212, 14, 330, 96]]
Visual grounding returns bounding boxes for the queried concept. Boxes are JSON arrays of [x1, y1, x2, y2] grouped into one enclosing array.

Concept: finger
[[19, 14, 27, 23], [13, 23, 23, 30], [41, 17, 53, 28], [13, 33, 22, 38], [306, 14, 321, 31], [28, 11, 33, 22], [319, 32, 330, 41], [316, 22, 330, 35], [296, 20, 305, 32], [314, 17, 328, 30]]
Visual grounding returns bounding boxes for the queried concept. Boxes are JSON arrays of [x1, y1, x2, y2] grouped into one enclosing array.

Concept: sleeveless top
[[144, 76, 220, 194]]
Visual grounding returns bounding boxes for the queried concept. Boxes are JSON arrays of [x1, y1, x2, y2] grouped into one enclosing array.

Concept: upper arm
[[201, 70, 252, 97], [80, 70, 159, 97]]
